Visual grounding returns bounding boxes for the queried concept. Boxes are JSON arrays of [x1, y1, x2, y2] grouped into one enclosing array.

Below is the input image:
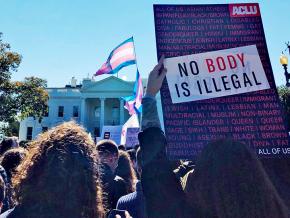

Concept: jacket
[[116, 181, 147, 218], [138, 127, 193, 218], [100, 163, 128, 211]]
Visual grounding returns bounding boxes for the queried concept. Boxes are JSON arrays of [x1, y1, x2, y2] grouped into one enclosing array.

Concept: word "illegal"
[[174, 71, 262, 97]]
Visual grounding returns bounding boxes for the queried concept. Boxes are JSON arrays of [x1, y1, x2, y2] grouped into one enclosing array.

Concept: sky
[[0, 0, 289, 87]]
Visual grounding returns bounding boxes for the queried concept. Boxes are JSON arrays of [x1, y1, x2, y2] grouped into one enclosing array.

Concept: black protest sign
[[104, 132, 111, 139], [154, 3, 290, 160]]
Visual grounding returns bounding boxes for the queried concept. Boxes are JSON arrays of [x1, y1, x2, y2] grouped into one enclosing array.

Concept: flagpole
[[132, 36, 142, 126], [132, 36, 139, 72]]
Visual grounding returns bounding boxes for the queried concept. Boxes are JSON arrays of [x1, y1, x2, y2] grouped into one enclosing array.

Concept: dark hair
[[0, 137, 18, 155], [127, 149, 136, 163], [134, 144, 140, 151], [0, 176, 5, 204], [96, 139, 118, 156], [118, 145, 126, 151], [10, 122, 105, 218], [186, 139, 289, 218], [19, 141, 29, 148], [1, 147, 27, 179], [115, 150, 137, 193], [136, 148, 141, 168]]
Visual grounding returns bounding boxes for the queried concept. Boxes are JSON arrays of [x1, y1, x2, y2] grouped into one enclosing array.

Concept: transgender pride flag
[[95, 37, 136, 76], [122, 70, 143, 115]]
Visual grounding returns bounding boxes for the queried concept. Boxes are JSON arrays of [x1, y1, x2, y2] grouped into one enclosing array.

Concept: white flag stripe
[[110, 47, 135, 64]]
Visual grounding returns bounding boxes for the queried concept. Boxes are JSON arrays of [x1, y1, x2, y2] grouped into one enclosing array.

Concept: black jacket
[[100, 163, 128, 211], [138, 127, 194, 218]]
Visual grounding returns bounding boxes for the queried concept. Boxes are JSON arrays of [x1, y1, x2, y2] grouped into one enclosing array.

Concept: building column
[[120, 99, 124, 125], [81, 98, 86, 126], [35, 122, 42, 139], [100, 98, 106, 133]]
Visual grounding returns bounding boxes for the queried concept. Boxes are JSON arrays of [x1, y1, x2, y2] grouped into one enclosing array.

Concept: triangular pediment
[[81, 76, 134, 93]]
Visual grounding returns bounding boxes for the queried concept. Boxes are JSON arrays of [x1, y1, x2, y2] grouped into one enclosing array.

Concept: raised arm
[[141, 55, 167, 131], [139, 56, 191, 218]]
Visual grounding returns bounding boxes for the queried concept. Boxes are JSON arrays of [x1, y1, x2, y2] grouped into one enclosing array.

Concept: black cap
[[96, 139, 118, 155]]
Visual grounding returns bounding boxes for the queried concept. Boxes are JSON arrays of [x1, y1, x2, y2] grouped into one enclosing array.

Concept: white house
[[19, 76, 164, 141]]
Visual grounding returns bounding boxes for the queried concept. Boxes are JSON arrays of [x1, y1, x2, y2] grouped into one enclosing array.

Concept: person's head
[[11, 121, 105, 218], [19, 140, 29, 148], [96, 139, 119, 173], [0, 176, 5, 213], [0, 137, 19, 156], [118, 145, 126, 151], [115, 150, 137, 193], [1, 147, 27, 179], [186, 139, 288, 218]]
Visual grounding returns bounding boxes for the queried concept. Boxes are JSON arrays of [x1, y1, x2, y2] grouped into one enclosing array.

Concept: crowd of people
[[0, 56, 289, 217]]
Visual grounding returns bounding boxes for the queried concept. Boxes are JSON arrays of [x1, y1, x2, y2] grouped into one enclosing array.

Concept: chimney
[[71, 77, 77, 88]]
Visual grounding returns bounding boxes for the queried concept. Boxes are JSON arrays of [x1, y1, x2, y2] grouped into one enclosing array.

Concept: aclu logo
[[229, 3, 260, 17]]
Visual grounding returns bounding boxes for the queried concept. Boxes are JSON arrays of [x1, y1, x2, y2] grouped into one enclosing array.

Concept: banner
[[101, 125, 122, 145], [165, 45, 270, 103], [154, 3, 290, 160]]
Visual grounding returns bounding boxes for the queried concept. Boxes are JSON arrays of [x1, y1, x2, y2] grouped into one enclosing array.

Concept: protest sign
[[101, 125, 122, 145], [165, 45, 270, 103], [154, 3, 290, 160], [125, 128, 140, 148], [120, 114, 140, 145]]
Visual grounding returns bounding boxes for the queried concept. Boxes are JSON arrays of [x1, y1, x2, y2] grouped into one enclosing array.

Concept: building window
[[95, 107, 100, 118], [112, 106, 119, 124], [42, 127, 48, 132], [58, 106, 64, 117], [73, 106, 79, 117], [44, 106, 49, 117], [26, 127, 33, 140]]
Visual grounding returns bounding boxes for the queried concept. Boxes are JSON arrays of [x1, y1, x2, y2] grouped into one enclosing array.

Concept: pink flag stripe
[[95, 37, 136, 76], [97, 63, 111, 75], [110, 54, 135, 69], [135, 78, 143, 109], [125, 100, 136, 115]]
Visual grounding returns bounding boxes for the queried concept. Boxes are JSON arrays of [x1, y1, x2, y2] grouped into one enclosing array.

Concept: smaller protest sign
[[125, 128, 140, 148], [120, 114, 140, 145], [164, 45, 270, 104], [101, 125, 122, 145]]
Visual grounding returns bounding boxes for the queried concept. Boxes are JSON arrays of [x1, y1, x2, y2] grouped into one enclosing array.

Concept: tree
[[3, 120, 19, 137], [0, 33, 49, 129]]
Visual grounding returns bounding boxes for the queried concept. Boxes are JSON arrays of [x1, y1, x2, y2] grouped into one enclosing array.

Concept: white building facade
[[19, 76, 163, 141]]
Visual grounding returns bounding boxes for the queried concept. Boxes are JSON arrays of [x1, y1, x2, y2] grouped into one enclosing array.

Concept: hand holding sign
[[146, 55, 167, 97]]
